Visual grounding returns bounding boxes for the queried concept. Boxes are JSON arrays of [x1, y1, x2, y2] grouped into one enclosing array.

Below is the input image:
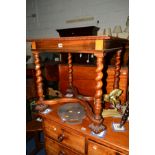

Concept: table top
[[27, 36, 127, 41], [27, 36, 128, 54]]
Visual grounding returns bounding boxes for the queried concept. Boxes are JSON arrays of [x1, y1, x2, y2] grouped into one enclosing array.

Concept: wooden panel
[[26, 78, 36, 99], [45, 136, 81, 155], [59, 64, 128, 103], [88, 140, 127, 155], [28, 36, 128, 53], [44, 120, 62, 140], [36, 39, 95, 52], [44, 63, 59, 81], [44, 120, 85, 154]]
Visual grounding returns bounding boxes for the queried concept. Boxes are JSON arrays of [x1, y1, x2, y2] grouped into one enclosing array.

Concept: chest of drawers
[[41, 104, 129, 155]]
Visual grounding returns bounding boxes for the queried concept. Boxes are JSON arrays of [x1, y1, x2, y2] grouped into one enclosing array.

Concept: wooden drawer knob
[[58, 134, 65, 143], [58, 150, 65, 155]]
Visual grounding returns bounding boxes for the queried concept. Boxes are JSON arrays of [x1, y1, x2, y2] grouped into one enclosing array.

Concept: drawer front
[[45, 136, 81, 155], [88, 140, 127, 155], [36, 39, 95, 51], [44, 120, 62, 140], [44, 120, 85, 154]]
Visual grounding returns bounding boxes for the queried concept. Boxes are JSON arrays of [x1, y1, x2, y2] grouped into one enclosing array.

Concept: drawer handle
[[58, 134, 65, 143], [58, 150, 65, 155]]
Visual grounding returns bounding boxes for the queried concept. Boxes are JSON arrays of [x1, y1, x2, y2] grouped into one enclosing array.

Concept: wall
[[26, 0, 129, 39]]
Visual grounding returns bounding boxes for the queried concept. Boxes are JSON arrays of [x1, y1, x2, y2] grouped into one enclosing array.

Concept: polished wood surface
[[44, 63, 59, 81], [27, 36, 127, 53], [59, 64, 128, 104], [114, 50, 122, 89], [41, 104, 129, 155], [32, 42, 44, 102], [45, 136, 81, 155], [27, 36, 128, 143], [88, 140, 125, 155], [44, 119, 85, 154]]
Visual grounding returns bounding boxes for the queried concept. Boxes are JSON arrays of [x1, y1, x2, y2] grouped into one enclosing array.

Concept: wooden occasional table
[[27, 36, 129, 154]]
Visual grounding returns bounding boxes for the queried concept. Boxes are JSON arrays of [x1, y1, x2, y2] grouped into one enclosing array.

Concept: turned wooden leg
[[32, 53, 43, 100], [65, 52, 78, 97], [32, 43, 44, 102], [89, 53, 106, 133], [112, 49, 123, 111], [113, 49, 122, 89], [31, 42, 48, 111], [68, 52, 73, 88], [94, 54, 103, 120]]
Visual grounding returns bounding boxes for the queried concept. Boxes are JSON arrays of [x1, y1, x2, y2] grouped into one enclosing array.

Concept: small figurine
[[103, 89, 123, 110], [102, 89, 123, 118]]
